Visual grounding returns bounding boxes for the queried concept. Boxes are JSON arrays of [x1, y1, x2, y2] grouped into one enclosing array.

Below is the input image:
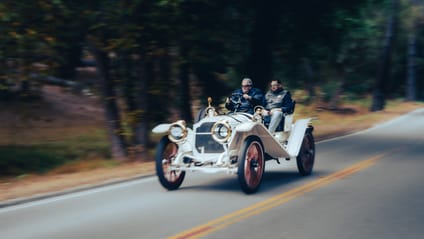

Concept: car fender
[[286, 118, 312, 157], [152, 123, 172, 134], [230, 122, 291, 159]]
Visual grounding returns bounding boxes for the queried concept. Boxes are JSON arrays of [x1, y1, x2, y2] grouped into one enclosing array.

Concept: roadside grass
[[0, 131, 111, 178], [296, 97, 424, 140], [0, 145, 66, 176]]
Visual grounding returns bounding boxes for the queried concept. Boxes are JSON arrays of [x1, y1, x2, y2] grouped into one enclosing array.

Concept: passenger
[[225, 78, 264, 114], [263, 80, 294, 133]]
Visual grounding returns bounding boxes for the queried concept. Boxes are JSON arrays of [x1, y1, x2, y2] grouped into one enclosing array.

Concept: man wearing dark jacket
[[264, 80, 294, 133], [225, 78, 264, 114]]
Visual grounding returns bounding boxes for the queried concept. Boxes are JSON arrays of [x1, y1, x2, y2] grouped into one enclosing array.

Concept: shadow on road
[[178, 170, 329, 194]]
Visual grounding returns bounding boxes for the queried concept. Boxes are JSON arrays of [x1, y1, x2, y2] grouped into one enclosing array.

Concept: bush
[[0, 145, 66, 176], [0, 136, 110, 177]]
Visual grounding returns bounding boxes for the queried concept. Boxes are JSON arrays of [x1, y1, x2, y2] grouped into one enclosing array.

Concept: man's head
[[241, 78, 253, 93], [270, 80, 282, 92]]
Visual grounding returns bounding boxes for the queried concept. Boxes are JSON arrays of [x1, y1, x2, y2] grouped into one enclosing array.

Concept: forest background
[[1, 0, 424, 181]]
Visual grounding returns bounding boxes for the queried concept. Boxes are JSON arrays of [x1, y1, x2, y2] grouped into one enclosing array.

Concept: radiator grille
[[195, 122, 224, 153]]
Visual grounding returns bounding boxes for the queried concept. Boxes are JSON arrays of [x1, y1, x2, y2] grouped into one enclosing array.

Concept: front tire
[[238, 137, 265, 194], [155, 136, 185, 190], [296, 129, 315, 176]]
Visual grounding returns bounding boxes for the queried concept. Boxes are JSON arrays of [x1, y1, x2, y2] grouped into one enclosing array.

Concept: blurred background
[[0, 0, 423, 179]]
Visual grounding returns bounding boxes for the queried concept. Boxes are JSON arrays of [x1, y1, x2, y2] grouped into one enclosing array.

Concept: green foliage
[[0, 132, 110, 177], [0, 0, 422, 99], [321, 82, 339, 103], [0, 145, 65, 176]]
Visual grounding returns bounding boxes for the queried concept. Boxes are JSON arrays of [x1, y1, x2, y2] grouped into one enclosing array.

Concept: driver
[[225, 78, 264, 114]]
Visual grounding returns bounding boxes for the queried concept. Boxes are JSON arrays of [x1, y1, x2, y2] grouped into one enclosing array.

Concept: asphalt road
[[1, 108, 423, 239]]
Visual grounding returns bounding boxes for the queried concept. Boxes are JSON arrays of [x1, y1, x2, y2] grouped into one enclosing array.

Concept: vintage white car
[[152, 97, 315, 194]]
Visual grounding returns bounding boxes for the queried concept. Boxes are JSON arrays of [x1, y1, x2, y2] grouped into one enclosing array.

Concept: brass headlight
[[168, 120, 188, 143], [211, 120, 232, 143]]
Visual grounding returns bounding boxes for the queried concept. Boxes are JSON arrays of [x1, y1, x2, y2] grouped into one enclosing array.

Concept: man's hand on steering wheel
[[242, 94, 251, 100]]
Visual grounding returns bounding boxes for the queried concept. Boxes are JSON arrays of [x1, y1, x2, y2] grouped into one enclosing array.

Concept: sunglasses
[[241, 85, 252, 87]]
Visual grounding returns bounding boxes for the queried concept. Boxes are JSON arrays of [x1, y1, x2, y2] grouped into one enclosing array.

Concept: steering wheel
[[229, 93, 243, 105]]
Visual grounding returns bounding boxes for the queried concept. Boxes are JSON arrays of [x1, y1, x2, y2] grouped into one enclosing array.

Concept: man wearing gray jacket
[[263, 80, 294, 133]]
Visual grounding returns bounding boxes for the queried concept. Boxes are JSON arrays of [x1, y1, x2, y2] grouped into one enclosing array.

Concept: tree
[[405, 0, 423, 101], [86, 1, 130, 160], [246, 1, 281, 90], [91, 43, 128, 160], [371, 0, 399, 111], [0, 1, 55, 97]]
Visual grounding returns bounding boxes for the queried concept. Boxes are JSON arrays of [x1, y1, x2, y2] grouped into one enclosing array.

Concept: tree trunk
[[156, 51, 172, 120], [247, 1, 280, 91], [406, 0, 419, 101], [179, 47, 193, 123], [19, 60, 31, 98], [370, 0, 398, 112], [330, 64, 346, 110], [119, 51, 140, 158], [193, 65, 230, 103], [56, 42, 83, 81], [302, 58, 317, 103], [406, 33, 417, 101], [133, 58, 151, 161], [121, 51, 137, 113], [91, 45, 128, 160]]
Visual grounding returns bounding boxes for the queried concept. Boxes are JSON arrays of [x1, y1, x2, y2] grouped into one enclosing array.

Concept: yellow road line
[[168, 153, 386, 239]]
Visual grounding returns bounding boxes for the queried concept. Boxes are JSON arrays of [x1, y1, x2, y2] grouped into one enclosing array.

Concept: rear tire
[[155, 136, 185, 190], [238, 137, 265, 194], [296, 130, 315, 176]]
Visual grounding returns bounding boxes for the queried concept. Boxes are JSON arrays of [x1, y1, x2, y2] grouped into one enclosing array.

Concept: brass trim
[[211, 120, 232, 143], [168, 120, 188, 143]]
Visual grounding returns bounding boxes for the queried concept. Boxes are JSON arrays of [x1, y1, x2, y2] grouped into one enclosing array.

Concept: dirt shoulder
[[0, 86, 423, 203], [0, 161, 155, 205]]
